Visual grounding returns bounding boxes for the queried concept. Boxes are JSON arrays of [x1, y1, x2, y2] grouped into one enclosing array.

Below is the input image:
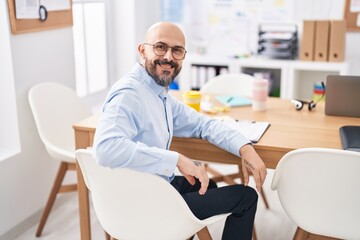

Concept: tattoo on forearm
[[193, 161, 202, 167], [245, 160, 255, 171]]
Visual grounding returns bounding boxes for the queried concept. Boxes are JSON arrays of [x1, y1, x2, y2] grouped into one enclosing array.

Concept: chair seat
[[76, 149, 231, 240], [271, 148, 360, 240], [28, 82, 92, 236]]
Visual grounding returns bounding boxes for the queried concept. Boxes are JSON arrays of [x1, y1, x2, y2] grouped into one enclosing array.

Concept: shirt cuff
[[229, 137, 252, 157], [158, 150, 179, 177]]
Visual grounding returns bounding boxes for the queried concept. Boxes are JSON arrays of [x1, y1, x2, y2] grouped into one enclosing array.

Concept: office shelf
[[288, 61, 349, 99], [180, 54, 349, 100]]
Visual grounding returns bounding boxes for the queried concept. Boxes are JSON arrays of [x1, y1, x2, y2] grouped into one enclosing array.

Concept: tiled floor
[[14, 167, 297, 240]]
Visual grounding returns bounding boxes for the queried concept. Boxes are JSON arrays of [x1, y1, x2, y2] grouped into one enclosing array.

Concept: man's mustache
[[154, 59, 178, 68]]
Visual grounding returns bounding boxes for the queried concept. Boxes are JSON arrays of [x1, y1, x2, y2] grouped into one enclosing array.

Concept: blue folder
[[216, 95, 252, 107]]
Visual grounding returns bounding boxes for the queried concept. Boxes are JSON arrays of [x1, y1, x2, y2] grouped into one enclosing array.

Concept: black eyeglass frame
[[143, 42, 187, 60]]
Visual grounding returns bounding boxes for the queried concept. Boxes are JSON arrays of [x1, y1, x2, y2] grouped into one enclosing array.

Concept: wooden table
[[73, 92, 360, 240]]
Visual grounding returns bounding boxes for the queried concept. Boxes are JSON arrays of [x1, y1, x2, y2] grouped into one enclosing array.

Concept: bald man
[[93, 22, 267, 240]]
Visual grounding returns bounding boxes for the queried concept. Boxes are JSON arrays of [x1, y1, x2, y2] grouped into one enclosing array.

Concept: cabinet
[[180, 54, 349, 100]]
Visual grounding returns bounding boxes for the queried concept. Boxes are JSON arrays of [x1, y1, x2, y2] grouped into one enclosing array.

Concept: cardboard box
[[300, 21, 316, 61], [328, 20, 346, 62], [314, 21, 330, 62]]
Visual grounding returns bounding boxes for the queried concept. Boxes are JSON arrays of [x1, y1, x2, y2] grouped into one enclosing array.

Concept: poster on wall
[[181, 0, 294, 57], [15, 0, 70, 19]]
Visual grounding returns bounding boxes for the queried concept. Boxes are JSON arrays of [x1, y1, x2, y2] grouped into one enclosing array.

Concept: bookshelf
[[180, 54, 349, 100]]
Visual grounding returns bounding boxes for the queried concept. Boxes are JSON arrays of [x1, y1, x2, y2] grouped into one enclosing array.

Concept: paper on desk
[[215, 116, 270, 143]]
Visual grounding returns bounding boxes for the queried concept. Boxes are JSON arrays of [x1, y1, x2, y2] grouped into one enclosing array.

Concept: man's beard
[[144, 59, 181, 87]]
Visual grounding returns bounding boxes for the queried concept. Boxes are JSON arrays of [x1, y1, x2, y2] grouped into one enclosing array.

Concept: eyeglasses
[[144, 42, 187, 60]]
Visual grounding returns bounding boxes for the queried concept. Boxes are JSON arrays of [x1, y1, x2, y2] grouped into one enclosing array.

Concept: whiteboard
[[178, 0, 346, 56]]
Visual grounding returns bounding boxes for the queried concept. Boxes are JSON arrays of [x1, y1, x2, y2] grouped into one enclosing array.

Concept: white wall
[[345, 33, 360, 75], [0, 12, 76, 240], [0, 1, 159, 237], [0, 0, 20, 160]]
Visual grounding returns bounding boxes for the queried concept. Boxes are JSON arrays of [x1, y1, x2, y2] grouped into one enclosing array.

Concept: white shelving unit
[[288, 61, 349, 99], [180, 54, 349, 100]]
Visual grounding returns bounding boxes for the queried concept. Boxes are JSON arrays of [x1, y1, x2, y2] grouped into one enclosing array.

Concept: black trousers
[[171, 176, 258, 240]]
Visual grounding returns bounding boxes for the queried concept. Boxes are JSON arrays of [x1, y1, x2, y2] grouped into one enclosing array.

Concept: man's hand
[[240, 144, 267, 192], [177, 154, 209, 195]]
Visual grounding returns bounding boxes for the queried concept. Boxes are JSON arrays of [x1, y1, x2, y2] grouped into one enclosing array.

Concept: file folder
[[328, 20, 346, 62], [300, 21, 316, 61], [314, 21, 330, 62]]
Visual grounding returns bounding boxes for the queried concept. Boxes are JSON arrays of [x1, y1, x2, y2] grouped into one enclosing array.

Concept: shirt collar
[[134, 63, 169, 100]]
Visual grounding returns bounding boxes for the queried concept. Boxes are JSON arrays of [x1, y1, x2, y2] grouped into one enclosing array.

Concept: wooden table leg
[[77, 162, 92, 240]]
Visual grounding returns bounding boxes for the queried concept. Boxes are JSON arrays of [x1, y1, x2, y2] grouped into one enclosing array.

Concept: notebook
[[325, 75, 360, 117], [215, 116, 270, 143], [339, 125, 360, 152], [216, 95, 252, 107]]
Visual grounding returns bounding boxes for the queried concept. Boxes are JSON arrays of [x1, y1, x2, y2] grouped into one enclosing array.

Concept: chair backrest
[[271, 148, 360, 240], [200, 73, 254, 97], [28, 82, 92, 162], [75, 149, 229, 240]]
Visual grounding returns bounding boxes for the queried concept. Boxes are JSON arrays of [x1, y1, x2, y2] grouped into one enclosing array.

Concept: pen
[[227, 97, 234, 103]]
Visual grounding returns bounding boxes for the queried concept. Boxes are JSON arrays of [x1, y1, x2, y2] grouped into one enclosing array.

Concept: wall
[[0, 0, 20, 160], [345, 33, 360, 75], [0, 7, 77, 239], [0, 1, 159, 237]]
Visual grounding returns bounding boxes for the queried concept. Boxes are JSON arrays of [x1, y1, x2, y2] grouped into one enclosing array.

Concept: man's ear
[[138, 44, 146, 60]]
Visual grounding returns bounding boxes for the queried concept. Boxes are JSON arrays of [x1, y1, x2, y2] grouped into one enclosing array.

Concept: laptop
[[325, 75, 360, 117]]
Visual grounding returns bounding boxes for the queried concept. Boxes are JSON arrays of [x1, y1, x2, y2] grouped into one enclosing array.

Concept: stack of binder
[[300, 20, 346, 62], [257, 24, 298, 60]]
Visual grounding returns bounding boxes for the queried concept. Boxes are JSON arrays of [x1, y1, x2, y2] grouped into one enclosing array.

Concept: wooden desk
[[73, 92, 360, 240]]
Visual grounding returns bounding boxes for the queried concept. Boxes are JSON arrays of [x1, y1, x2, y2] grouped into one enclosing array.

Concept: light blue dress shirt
[[93, 63, 251, 182]]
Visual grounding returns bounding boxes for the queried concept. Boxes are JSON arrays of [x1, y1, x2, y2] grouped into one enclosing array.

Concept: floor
[[14, 167, 297, 240]]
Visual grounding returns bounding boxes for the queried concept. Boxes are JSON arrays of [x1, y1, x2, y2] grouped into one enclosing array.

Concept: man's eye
[[155, 44, 167, 51], [173, 47, 184, 54]]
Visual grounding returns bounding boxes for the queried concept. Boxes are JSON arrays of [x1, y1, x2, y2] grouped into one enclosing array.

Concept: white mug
[[252, 78, 268, 111]]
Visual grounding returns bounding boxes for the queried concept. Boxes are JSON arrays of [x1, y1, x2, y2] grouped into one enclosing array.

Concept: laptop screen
[[325, 75, 360, 118]]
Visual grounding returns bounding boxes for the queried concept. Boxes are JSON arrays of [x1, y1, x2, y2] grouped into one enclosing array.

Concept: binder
[[328, 20, 346, 62], [300, 21, 316, 61], [314, 21, 330, 62]]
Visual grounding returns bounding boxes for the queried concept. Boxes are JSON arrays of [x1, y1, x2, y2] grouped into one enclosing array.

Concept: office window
[[73, 0, 108, 97]]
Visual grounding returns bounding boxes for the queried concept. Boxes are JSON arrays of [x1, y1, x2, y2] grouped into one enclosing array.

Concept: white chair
[[75, 149, 230, 240], [200, 73, 254, 97], [271, 148, 360, 240], [200, 73, 269, 207], [28, 82, 92, 237]]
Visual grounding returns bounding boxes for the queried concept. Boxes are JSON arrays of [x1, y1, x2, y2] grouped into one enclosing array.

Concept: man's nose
[[163, 48, 174, 60]]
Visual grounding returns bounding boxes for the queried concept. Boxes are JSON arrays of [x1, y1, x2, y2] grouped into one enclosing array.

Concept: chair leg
[[197, 227, 212, 240], [293, 227, 310, 240], [252, 225, 257, 240], [36, 162, 71, 237], [105, 231, 119, 240], [105, 231, 111, 240]]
